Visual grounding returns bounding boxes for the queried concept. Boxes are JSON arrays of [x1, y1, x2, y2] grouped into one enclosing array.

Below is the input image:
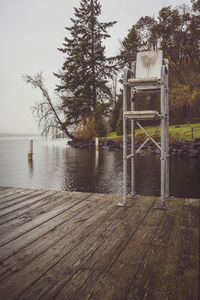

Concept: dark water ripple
[[0, 137, 200, 198]]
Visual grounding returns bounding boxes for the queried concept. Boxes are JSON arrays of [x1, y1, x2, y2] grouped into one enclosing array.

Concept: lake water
[[0, 136, 200, 198]]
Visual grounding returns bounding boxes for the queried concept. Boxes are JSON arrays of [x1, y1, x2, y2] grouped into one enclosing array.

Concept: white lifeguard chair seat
[[124, 110, 160, 120], [128, 50, 163, 91]]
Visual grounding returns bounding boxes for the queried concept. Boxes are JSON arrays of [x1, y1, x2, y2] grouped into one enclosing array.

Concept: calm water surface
[[0, 136, 200, 198]]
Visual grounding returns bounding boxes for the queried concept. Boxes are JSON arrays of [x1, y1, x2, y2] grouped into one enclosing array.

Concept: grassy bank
[[106, 123, 200, 142]]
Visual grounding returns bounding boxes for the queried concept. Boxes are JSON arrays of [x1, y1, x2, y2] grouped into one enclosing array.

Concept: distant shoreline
[[0, 133, 40, 137]]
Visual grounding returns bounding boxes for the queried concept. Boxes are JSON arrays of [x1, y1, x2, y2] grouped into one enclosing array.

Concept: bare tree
[[24, 73, 74, 139]]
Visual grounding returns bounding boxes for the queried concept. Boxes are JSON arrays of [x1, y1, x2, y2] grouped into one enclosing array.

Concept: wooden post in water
[[28, 138, 33, 160]]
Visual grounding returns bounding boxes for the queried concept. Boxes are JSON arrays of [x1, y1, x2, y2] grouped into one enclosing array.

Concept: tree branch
[[23, 73, 74, 139]]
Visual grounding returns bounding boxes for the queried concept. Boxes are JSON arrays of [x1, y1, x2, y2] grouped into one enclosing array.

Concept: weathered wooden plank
[[74, 250, 143, 299], [0, 193, 93, 262], [0, 190, 82, 226], [171, 227, 199, 278], [0, 190, 55, 218], [176, 225, 199, 257], [164, 273, 198, 300], [0, 195, 122, 299], [0, 191, 94, 248], [0, 193, 61, 230], [16, 197, 151, 300], [0, 189, 39, 206], [80, 198, 155, 273], [0, 204, 92, 282], [130, 289, 165, 300], [0, 187, 20, 195], [152, 198, 185, 245], [0, 194, 119, 282], [57, 269, 101, 300], [161, 200, 199, 300], [0, 191, 76, 235], [0, 190, 198, 300], [126, 198, 185, 299], [0, 186, 11, 192], [0, 193, 60, 226], [126, 242, 174, 300], [74, 204, 164, 300], [1, 195, 134, 299], [0, 188, 27, 200], [180, 198, 200, 228], [142, 204, 165, 226], [0, 192, 98, 262]]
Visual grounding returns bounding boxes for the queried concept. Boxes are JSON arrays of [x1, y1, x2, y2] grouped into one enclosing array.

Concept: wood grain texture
[[0, 194, 118, 282], [0, 187, 26, 199], [0, 188, 37, 205], [77, 203, 164, 300], [0, 187, 199, 300]]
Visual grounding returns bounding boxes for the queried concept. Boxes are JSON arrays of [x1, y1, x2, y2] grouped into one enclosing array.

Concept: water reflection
[[133, 154, 161, 196], [59, 149, 159, 195], [27, 159, 34, 178], [95, 149, 99, 169], [0, 137, 200, 198], [170, 156, 200, 198]]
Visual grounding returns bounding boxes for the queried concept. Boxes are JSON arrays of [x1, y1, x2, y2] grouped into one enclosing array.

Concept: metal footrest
[[128, 77, 159, 84], [128, 78, 161, 91], [124, 110, 160, 120]]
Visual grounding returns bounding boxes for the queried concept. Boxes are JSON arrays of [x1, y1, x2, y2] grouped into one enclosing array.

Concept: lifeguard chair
[[119, 50, 170, 207]]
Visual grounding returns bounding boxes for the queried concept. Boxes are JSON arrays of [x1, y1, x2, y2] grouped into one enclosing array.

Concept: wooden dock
[[0, 186, 199, 300]]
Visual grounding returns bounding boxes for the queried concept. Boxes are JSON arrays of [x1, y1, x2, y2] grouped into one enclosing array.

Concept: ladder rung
[[124, 110, 160, 120], [128, 77, 159, 84]]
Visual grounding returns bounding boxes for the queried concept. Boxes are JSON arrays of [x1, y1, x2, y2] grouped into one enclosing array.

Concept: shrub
[[74, 117, 95, 140]]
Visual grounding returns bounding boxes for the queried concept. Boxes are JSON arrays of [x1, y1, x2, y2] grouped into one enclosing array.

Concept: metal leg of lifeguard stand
[[160, 65, 166, 206], [164, 59, 170, 199], [120, 66, 135, 207], [121, 67, 129, 206], [158, 61, 170, 208], [130, 87, 136, 197], [130, 62, 136, 197]]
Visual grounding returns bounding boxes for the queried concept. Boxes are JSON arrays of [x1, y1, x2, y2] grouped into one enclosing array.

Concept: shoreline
[[68, 138, 200, 158]]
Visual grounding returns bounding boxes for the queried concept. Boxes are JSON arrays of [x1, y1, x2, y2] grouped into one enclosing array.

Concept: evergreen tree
[[119, 26, 139, 68], [109, 93, 122, 131], [116, 108, 132, 136], [54, 0, 117, 128], [94, 103, 107, 137], [116, 108, 123, 136]]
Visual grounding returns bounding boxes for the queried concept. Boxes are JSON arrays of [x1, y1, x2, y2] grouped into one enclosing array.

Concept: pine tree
[[54, 0, 117, 128], [94, 103, 107, 137], [119, 26, 139, 68], [109, 94, 122, 131]]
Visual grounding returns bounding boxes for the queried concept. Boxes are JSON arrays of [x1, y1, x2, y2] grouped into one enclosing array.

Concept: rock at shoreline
[[67, 138, 200, 158], [189, 149, 199, 158]]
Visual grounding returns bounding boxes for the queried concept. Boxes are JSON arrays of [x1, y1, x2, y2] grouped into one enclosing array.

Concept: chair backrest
[[136, 50, 163, 79]]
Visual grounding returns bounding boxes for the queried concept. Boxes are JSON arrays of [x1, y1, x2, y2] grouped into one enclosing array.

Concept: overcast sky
[[0, 0, 192, 134]]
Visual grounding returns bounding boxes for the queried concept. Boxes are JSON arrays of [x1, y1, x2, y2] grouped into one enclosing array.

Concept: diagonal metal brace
[[136, 122, 161, 154]]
